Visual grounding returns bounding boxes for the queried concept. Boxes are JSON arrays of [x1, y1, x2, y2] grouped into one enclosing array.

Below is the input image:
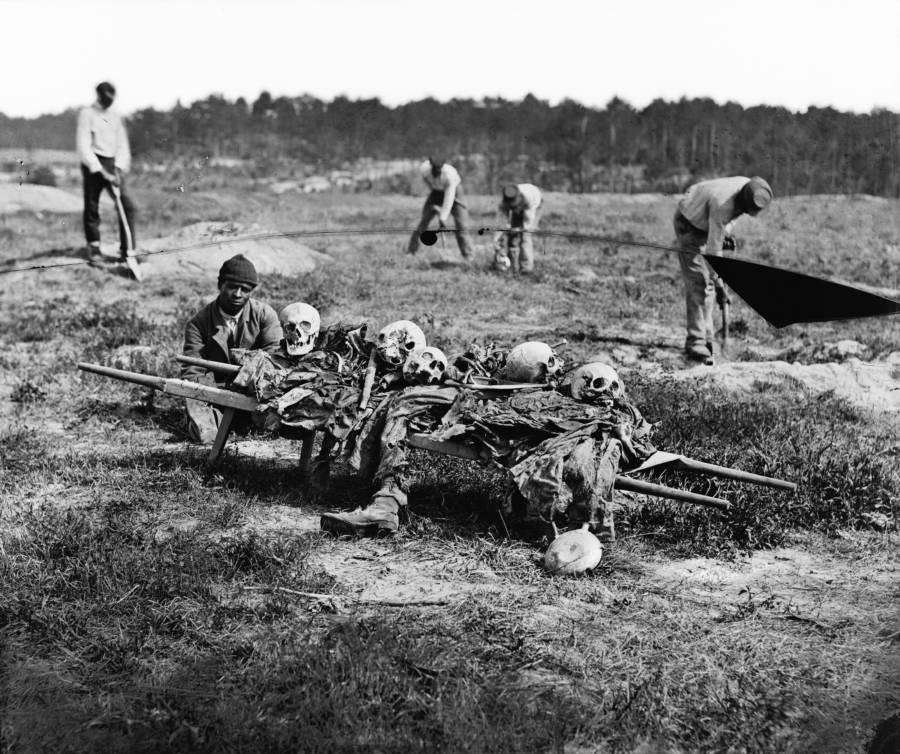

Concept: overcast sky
[[3, 0, 899, 118]]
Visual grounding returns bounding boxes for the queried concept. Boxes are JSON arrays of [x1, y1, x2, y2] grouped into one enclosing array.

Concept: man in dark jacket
[[181, 254, 283, 442]]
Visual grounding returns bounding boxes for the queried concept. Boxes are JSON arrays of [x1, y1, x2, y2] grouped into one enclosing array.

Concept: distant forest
[[1, 93, 898, 196]]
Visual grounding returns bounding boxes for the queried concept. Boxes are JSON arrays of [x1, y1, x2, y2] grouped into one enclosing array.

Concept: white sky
[[2, 0, 899, 118]]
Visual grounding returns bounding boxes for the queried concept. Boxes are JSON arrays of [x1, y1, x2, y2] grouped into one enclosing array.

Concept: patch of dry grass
[[1, 184, 898, 752]]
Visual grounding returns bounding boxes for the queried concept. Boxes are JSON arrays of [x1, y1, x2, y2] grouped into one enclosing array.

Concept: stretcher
[[77, 359, 797, 513]]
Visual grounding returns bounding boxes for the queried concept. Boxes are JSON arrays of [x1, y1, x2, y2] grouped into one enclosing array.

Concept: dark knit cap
[[218, 254, 258, 287]]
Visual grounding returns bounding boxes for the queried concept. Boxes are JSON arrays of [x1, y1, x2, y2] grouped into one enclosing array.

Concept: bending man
[[673, 175, 772, 364], [494, 183, 542, 273], [407, 157, 473, 258]]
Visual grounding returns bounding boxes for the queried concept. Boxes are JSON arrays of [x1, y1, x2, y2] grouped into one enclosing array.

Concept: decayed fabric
[[225, 338, 656, 535], [428, 388, 655, 533]]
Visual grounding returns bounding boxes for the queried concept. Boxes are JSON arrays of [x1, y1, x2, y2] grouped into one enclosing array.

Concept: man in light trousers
[[494, 183, 542, 273], [407, 157, 473, 258], [673, 175, 772, 363]]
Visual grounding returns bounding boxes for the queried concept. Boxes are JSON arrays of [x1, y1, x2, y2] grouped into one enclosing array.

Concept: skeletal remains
[[279, 302, 321, 356], [403, 346, 448, 385], [565, 362, 624, 403], [376, 320, 427, 367], [82, 311, 799, 577], [502, 341, 563, 383]]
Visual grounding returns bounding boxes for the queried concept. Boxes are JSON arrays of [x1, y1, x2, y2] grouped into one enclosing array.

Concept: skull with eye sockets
[[376, 320, 426, 368], [402, 346, 448, 386], [567, 362, 624, 404], [279, 302, 321, 356]]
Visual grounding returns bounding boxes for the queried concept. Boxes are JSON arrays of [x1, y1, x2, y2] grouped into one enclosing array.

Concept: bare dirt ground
[[1, 186, 898, 752]]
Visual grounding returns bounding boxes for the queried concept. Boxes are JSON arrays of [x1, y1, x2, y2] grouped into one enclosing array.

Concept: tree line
[[1, 93, 898, 196]]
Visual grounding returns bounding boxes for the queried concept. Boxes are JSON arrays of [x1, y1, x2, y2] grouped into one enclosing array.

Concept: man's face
[[217, 280, 254, 315], [97, 90, 115, 109]]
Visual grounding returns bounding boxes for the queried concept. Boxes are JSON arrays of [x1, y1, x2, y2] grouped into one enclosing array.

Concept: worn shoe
[[84, 244, 103, 265], [685, 343, 714, 365], [320, 496, 400, 536]]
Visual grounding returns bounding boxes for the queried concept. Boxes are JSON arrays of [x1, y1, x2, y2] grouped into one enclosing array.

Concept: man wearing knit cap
[[494, 183, 543, 273], [673, 176, 773, 364], [180, 254, 283, 442]]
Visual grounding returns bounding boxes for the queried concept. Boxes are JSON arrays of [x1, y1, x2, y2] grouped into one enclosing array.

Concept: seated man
[[181, 254, 282, 442]]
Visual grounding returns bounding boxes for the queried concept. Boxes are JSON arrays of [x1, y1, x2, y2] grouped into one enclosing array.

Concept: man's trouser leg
[[518, 223, 535, 272], [81, 165, 104, 248], [407, 199, 438, 254], [450, 201, 473, 258], [184, 398, 222, 444], [674, 214, 714, 351]]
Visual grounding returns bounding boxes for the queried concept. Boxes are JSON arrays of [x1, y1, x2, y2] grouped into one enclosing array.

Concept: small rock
[[154, 517, 201, 544]]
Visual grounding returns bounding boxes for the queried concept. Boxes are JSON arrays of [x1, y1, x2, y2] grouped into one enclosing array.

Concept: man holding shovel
[[407, 157, 474, 259], [76, 81, 137, 270], [673, 175, 772, 364]]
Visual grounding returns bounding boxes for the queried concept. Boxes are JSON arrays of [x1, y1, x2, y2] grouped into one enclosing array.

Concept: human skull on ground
[[567, 362, 624, 403], [279, 302, 321, 356], [376, 320, 426, 368], [543, 526, 603, 575], [503, 341, 563, 383], [403, 346, 448, 385]]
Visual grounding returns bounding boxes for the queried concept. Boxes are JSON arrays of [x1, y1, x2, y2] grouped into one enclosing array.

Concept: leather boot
[[320, 494, 400, 536]]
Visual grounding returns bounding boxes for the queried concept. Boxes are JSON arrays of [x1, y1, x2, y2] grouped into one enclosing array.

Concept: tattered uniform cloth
[[226, 341, 656, 535]]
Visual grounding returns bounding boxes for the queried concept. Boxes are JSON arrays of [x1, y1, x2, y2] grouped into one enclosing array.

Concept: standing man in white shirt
[[76, 81, 136, 263], [494, 183, 543, 273], [407, 157, 473, 258], [673, 175, 772, 363]]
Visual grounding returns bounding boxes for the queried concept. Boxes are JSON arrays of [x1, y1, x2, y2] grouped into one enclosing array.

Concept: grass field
[[1, 181, 898, 753]]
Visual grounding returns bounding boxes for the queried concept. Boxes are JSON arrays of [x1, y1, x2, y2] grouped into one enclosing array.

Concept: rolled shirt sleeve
[[76, 107, 104, 174]]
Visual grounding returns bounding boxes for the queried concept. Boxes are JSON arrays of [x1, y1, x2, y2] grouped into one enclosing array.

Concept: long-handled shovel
[[111, 184, 142, 282]]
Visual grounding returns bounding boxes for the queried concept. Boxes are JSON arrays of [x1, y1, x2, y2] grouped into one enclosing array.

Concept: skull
[[402, 346, 448, 386], [543, 526, 603, 575], [279, 302, 321, 356], [567, 362, 624, 403], [376, 320, 426, 368], [503, 341, 563, 383]]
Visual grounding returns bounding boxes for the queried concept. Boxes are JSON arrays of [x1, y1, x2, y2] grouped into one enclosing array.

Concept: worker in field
[[673, 176, 772, 364], [407, 157, 474, 258], [76, 81, 136, 263], [494, 183, 543, 274], [180, 255, 282, 442]]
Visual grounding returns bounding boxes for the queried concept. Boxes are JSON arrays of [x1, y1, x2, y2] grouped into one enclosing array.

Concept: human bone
[[503, 341, 563, 383], [543, 526, 603, 575], [402, 346, 448, 385], [279, 302, 321, 356], [567, 362, 624, 403], [376, 320, 426, 367]]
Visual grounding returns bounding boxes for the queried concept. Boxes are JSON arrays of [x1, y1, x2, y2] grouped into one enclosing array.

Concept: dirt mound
[[138, 221, 331, 279], [674, 354, 900, 415], [0, 183, 84, 214]]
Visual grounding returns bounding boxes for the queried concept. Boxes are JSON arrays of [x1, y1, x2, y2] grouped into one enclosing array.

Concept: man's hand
[[100, 169, 120, 187]]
